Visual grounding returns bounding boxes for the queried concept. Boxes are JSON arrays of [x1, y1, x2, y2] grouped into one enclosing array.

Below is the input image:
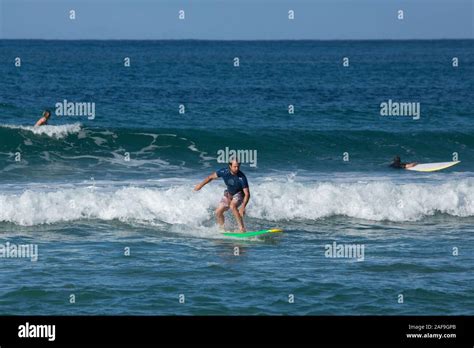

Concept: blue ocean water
[[0, 40, 473, 315]]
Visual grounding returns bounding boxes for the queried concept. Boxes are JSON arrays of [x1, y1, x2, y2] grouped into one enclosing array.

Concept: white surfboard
[[406, 161, 460, 172]]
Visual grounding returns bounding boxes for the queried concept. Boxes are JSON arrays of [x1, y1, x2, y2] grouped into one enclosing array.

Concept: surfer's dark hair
[[228, 159, 240, 166], [43, 110, 52, 117], [394, 155, 401, 162]]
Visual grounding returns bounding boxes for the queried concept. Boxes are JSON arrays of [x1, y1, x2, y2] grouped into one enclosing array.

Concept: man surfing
[[35, 110, 52, 126], [194, 159, 250, 232], [390, 155, 417, 169]]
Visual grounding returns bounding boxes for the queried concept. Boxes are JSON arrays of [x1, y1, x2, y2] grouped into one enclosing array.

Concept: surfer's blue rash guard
[[216, 168, 248, 195]]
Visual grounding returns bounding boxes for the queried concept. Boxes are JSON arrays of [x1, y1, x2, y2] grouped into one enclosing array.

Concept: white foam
[[249, 179, 474, 222], [1, 123, 82, 139], [0, 178, 472, 227], [0, 185, 218, 226]]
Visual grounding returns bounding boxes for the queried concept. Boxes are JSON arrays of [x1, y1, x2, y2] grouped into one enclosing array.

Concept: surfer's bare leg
[[215, 205, 228, 230], [230, 201, 245, 232]]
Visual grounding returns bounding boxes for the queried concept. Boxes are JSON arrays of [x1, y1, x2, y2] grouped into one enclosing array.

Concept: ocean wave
[[0, 179, 472, 226], [0, 126, 472, 172], [0, 123, 82, 139]]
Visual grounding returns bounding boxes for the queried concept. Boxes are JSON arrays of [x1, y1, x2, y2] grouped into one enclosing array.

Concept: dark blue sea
[[0, 40, 473, 314]]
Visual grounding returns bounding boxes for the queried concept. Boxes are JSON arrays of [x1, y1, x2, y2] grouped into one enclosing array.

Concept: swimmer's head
[[43, 110, 52, 119]]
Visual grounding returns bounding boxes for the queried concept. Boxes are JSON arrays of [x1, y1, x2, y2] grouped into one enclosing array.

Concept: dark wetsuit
[[390, 160, 413, 169]]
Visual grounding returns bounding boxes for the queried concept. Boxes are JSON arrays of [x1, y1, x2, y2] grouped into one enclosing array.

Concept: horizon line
[[1, 38, 473, 42]]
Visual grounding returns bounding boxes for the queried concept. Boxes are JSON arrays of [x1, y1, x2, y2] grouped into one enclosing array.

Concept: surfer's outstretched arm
[[35, 117, 47, 127], [194, 172, 218, 191], [404, 162, 417, 169], [35, 110, 52, 127]]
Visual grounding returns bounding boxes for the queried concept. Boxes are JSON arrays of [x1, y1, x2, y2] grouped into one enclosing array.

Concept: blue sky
[[1, 0, 472, 40]]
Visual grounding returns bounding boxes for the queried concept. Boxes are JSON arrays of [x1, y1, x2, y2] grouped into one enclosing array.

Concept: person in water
[[35, 110, 52, 126], [194, 159, 250, 232], [390, 155, 417, 169]]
